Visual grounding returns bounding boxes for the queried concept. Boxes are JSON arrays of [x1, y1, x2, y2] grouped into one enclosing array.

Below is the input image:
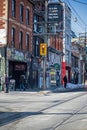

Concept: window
[[26, 33, 29, 50], [12, 0, 16, 17], [11, 27, 15, 47], [34, 15, 38, 32], [20, 4, 23, 22], [26, 8, 30, 25], [19, 31, 23, 49]]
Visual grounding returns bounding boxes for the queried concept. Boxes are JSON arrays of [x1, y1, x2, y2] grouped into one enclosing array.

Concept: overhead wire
[[71, 12, 85, 34], [72, 0, 87, 5], [66, 0, 87, 26], [64, 0, 87, 35]]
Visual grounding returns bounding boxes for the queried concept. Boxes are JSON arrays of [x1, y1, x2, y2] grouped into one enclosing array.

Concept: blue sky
[[64, 0, 87, 35]]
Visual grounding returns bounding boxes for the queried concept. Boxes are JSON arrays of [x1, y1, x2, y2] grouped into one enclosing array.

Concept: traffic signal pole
[[43, 56, 46, 89], [40, 43, 47, 90], [43, 0, 48, 90]]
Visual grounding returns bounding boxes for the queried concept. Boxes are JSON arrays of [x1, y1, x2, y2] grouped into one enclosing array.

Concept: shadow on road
[[0, 111, 42, 127], [1, 110, 87, 127]]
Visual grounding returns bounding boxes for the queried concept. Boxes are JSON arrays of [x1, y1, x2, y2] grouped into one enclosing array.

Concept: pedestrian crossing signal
[[40, 43, 47, 56]]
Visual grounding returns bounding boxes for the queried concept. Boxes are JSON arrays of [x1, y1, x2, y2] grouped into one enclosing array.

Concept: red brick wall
[[0, 0, 6, 29], [50, 36, 63, 51], [7, 0, 33, 53]]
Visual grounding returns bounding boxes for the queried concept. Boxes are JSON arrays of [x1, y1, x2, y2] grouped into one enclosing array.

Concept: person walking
[[5, 74, 9, 93], [19, 75, 25, 91], [63, 75, 67, 88]]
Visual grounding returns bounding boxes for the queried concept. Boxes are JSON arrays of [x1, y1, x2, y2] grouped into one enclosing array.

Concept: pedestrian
[[5, 74, 9, 93], [19, 75, 25, 91], [63, 75, 67, 88]]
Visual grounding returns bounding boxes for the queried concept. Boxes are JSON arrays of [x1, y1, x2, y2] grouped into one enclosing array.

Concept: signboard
[[54, 63, 60, 69], [48, 3, 63, 23]]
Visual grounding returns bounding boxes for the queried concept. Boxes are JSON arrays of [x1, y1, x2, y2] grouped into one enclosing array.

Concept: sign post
[[39, 0, 48, 90]]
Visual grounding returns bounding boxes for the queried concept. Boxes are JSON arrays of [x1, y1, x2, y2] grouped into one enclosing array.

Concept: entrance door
[[9, 61, 27, 89]]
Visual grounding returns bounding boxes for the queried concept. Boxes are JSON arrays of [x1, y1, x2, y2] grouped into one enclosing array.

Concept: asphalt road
[[0, 88, 87, 130]]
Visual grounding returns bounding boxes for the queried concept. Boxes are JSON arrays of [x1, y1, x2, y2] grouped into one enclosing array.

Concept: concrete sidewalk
[[38, 83, 85, 94], [0, 83, 86, 95]]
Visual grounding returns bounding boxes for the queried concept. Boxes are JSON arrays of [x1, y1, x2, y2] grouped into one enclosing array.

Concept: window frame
[[19, 31, 23, 49], [26, 33, 29, 51], [26, 8, 30, 25], [12, 0, 16, 17], [11, 27, 15, 47], [20, 4, 24, 22]]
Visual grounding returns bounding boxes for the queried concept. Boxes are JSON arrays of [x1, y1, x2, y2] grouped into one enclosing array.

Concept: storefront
[[6, 47, 31, 89]]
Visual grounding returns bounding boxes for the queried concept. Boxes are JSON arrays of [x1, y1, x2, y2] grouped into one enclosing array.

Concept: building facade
[[0, 0, 34, 89], [31, 0, 45, 88], [62, 2, 71, 83], [71, 38, 85, 84], [47, 1, 71, 85]]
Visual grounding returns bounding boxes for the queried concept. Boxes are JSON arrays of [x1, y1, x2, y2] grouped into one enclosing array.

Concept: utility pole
[[42, 0, 48, 90], [84, 31, 87, 85]]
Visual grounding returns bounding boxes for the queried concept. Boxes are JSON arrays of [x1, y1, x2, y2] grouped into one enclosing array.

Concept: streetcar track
[[0, 92, 87, 127], [53, 102, 87, 130], [39, 92, 87, 112]]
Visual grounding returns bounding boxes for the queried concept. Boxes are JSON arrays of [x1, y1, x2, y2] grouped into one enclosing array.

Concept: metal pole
[[44, 0, 48, 43], [43, 57, 46, 89], [84, 30, 86, 85], [43, 0, 48, 90]]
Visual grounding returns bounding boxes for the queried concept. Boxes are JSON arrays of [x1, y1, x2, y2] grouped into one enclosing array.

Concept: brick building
[[0, 0, 34, 89]]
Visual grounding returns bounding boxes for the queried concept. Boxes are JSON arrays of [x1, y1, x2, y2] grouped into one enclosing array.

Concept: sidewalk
[[38, 83, 85, 94], [0, 83, 85, 95], [21, 83, 85, 94]]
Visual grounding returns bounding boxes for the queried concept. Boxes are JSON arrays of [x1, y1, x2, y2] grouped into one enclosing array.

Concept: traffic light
[[40, 43, 47, 56]]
